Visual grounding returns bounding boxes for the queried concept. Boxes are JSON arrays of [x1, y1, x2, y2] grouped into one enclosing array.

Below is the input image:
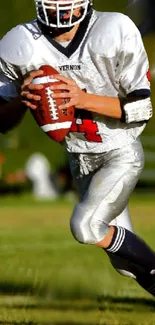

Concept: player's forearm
[[83, 93, 122, 119], [0, 96, 27, 134]]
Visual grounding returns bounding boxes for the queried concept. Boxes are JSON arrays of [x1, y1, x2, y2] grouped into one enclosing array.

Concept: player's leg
[[69, 138, 155, 292], [109, 207, 155, 295], [70, 139, 142, 246], [110, 206, 134, 231], [93, 141, 155, 274], [108, 207, 136, 278]]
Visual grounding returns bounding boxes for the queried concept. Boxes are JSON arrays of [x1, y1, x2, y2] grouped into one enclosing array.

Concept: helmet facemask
[[34, 0, 91, 29]]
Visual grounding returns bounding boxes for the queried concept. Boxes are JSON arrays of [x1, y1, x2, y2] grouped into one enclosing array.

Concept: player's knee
[[70, 203, 97, 244], [70, 199, 114, 245], [70, 216, 86, 244], [90, 218, 109, 242], [70, 198, 121, 245]]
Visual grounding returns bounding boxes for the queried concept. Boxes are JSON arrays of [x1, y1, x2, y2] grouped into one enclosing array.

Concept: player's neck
[[54, 23, 80, 42]]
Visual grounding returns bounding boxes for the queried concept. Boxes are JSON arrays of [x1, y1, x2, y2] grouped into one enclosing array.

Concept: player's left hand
[[50, 74, 88, 109]]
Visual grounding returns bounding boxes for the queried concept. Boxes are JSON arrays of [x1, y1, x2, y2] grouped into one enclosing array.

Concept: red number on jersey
[[70, 110, 102, 143], [70, 89, 102, 142]]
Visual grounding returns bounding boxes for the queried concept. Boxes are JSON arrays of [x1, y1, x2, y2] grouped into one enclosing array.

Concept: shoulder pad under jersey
[[90, 11, 140, 56], [0, 20, 41, 66], [94, 11, 140, 37]]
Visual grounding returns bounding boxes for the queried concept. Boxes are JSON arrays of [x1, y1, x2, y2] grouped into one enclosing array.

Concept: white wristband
[[123, 97, 153, 124]]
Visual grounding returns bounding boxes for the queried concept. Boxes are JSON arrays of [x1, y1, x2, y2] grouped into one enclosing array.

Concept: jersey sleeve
[[0, 26, 27, 101], [0, 57, 21, 101], [118, 17, 153, 124], [119, 17, 150, 96]]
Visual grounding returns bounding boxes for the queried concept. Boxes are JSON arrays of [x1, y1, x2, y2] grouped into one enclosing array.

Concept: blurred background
[[0, 1, 155, 325]]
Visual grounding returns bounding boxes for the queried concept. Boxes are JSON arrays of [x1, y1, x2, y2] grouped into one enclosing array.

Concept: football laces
[[46, 87, 59, 121]]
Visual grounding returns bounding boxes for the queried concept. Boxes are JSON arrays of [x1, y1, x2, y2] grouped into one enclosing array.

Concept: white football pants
[[68, 138, 144, 277]]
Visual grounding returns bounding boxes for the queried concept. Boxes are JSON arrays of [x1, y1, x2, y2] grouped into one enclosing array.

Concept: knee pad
[[70, 202, 110, 245], [70, 203, 92, 244], [70, 214, 85, 244]]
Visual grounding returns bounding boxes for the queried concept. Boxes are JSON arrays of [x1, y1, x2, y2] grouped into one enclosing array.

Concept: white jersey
[[0, 10, 151, 153]]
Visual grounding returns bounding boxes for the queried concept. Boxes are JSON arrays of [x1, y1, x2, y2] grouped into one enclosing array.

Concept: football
[[30, 65, 75, 142]]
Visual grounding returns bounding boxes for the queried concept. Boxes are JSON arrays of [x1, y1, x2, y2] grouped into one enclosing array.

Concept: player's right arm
[[0, 70, 43, 134], [0, 96, 27, 134], [0, 24, 45, 134]]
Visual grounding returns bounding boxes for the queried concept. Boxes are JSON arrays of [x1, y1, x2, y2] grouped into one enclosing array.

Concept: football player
[[0, 0, 155, 296]]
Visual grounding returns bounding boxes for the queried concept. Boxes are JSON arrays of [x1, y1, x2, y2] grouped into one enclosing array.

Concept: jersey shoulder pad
[[94, 11, 140, 39], [91, 11, 138, 56], [0, 20, 40, 66]]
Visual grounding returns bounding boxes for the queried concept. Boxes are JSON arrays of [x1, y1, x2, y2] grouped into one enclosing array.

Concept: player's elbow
[[0, 127, 9, 134], [0, 100, 27, 134], [0, 117, 18, 134]]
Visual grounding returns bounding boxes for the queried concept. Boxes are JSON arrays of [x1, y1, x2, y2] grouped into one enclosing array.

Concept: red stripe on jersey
[[147, 70, 151, 82]]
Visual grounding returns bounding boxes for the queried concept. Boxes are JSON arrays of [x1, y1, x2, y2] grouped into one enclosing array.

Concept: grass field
[[0, 193, 155, 324], [0, 1, 155, 323]]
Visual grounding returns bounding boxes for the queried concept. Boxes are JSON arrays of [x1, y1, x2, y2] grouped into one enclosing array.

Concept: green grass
[[0, 194, 155, 324]]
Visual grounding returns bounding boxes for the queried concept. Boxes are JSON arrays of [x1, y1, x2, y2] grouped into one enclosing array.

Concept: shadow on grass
[[0, 281, 95, 303], [0, 323, 95, 325], [0, 282, 36, 296], [0, 322, 36, 325], [97, 294, 155, 312], [0, 281, 155, 312]]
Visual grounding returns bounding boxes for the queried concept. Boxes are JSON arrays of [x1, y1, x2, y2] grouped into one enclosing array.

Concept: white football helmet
[[34, 0, 92, 29]]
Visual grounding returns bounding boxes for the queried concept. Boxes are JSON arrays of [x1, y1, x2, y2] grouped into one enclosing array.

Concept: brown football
[[30, 65, 75, 142]]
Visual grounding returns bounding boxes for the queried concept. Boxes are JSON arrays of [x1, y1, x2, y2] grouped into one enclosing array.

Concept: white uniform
[[0, 10, 151, 152], [0, 9, 152, 277]]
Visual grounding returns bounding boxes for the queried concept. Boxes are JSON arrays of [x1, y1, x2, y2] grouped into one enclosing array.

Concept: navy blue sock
[[127, 260, 155, 296], [124, 260, 155, 296], [106, 250, 155, 296], [105, 226, 155, 272]]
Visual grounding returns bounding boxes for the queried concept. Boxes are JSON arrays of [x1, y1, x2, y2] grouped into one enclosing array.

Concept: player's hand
[[20, 70, 44, 109], [49, 74, 88, 109]]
